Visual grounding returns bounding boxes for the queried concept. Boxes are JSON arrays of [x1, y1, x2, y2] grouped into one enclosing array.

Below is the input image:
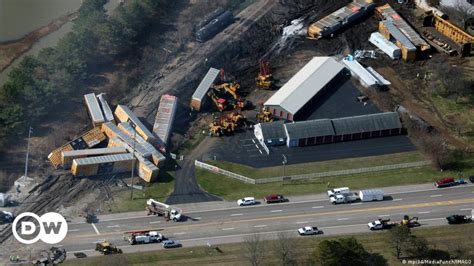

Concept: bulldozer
[[95, 240, 123, 255], [256, 61, 272, 89], [207, 91, 227, 112], [256, 108, 274, 123], [401, 215, 420, 228], [209, 121, 224, 137], [227, 112, 248, 128]]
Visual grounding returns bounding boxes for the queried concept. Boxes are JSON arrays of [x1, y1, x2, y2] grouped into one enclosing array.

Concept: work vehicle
[[327, 187, 350, 197], [123, 230, 165, 245], [237, 197, 256, 206], [368, 218, 397, 230], [329, 193, 359, 204], [446, 215, 472, 224], [207, 91, 227, 112], [264, 194, 286, 203], [359, 189, 384, 202], [434, 177, 465, 188], [95, 240, 123, 255], [146, 199, 183, 222], [256, 109, 273, 123], [256, 61, 273, 89], [0, 210, 13, 224], [161, 240, 182, 249], [298, 226, 320, 235], [401, 215, 420, 228], [469, 175, 474, 183]]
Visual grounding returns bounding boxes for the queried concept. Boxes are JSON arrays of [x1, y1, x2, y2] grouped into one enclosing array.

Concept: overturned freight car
[[195, 10, 234, 42]]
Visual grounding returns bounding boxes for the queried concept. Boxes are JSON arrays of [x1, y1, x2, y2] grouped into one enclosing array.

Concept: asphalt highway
[[55, 184, 474, 258]]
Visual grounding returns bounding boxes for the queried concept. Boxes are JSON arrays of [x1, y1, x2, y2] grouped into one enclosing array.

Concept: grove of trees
[[0, 0, 166, 152]]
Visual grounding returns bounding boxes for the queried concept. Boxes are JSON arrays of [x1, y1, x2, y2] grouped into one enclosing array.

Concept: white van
[[327, 187, 350, 197]]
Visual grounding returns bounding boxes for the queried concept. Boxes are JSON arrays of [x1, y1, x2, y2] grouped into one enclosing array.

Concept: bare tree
[[243, 233, 265, 266], [274, 231, 298, 266]]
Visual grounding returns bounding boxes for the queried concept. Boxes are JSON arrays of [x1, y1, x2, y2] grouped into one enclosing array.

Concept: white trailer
[[369, 32, 401, 60], [359, 189, 384, 202], [146, 199, 182, 221]]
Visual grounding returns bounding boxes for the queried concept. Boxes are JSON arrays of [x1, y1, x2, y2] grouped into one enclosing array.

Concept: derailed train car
[[195, 10, 234, 42]]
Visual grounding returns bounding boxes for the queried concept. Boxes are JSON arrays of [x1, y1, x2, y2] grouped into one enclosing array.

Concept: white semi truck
[[146, 199, 183, 222]]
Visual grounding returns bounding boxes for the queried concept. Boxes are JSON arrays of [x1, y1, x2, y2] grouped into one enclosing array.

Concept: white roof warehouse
[[264, 57, 345, 121]]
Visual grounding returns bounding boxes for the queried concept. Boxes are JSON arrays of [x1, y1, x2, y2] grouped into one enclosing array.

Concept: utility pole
[[282, 153, 287, 177], [24, 127, 33, 181], [130, 121, 137, 200]]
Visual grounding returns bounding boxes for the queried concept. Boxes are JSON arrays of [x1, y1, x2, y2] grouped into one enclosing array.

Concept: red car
[[264, 194, 286, 203], [434, 177, 456, 188]]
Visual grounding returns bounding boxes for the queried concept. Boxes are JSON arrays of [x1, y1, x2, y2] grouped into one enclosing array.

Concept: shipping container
[[97, 93, 115, 123], [84, 93, 105, 127], [48, 127, 106, 168], [369, 32, 401, 59], [153, 94, 177, 145], [191, 67, 220, 111], [61, 147, 127, 169], [195, 10, 233, 42], [102, 122, 153, 158], [136, 154, 159, 183], [71, 153, 134, 177], [114, 105, 157, 143]]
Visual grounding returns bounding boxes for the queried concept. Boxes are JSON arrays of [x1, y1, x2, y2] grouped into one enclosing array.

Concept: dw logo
[[12, 212, 68, 244]]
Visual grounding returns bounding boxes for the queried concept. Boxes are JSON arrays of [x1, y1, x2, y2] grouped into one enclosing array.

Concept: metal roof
[[260, 121, 286, 140], [73, 153, 134, 166], [153, 94, 177, 145], [192, 68, 220, 101], [342, 58, 380, 87], [264, 57, 344, 114], [84, 93, 105, 124], [382, 20, 416, 50], [377, 4, 429, 50], [97, 93, 115, 122], [115, 105, 155, 140], [332, 112, 401, 135], [62, 147, 127, 157], [285, 119, 335, 139], [103, 122, 152, 157]]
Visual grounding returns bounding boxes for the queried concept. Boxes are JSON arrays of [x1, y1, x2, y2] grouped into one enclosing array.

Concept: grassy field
[[109, 170, 175, 213], [206, 151, 426, 179], [196, 165, 459, 201], [64, 224, 474, 266]]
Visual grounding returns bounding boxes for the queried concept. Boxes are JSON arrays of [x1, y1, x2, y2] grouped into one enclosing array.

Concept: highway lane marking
[[67, 198, 474, 239], [378, 215, 390, 217], [107, 225, 120, 228], [418, 211, 431, 214], [259, 149, 263, 154], [270, 210, 282, 213], [430, 195, 443, 198], [252, 139, 256, 144], [194, 217, 202, 220], [460, 208, 472, 211], [149, 221, 161, 224], [68, 229, 80, 232], [351, 203, 363, 205], [91, 224, 100, 235], [254, 225, 267, 228], [337, 218, 349, 221], [393, 199, 403, 201], [312, 206, 324, 209], [174, 232, 186, 235], [230, 213, 243, 216], [222, 228, 235, 231], [296, 221, 308, 224], [255, 144, 259, 149]]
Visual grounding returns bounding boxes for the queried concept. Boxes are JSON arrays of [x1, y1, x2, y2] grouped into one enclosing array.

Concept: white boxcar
[[359, 189, 384, 202], [369, 32, 401, 60]]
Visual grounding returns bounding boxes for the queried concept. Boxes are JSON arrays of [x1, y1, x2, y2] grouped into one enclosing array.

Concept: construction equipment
[[256, 106, 274, 123], [123, 229, 165, 245], [207, 91, 227, 112], [227, 112, 248, 128], [146, 199, 183, 222], [209, 121, 224, 137], [212, 82, 241, 99], [401, 215, 420, 228], [32, 247, 67, 265], [256, 61, 273, 89], [95, 240, 123, 255]]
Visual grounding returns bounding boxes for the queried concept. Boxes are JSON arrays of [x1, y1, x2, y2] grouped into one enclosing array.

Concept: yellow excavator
[[209, 121, 224, 136], [212, 82, 241, 100], [227, 112, 247, 128], [95, 240, 123, 255], [256, 105, 273, 123], [401, 215, 420, 228], [256, 61, 272, 89], [207, 91, 227, 112]]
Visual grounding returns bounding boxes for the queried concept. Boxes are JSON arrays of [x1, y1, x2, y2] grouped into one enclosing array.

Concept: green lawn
[[109, 170, 175, 213], [196, 165, 457, 201], [206, 151, 426, 179], [64, 224, 474, 266]]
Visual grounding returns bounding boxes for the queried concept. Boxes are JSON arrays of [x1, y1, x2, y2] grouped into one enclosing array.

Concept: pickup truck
[[329, 193, 358, 204], [264, 194, 286, 204], [367, 219, 397, 230], [434, 177, 465, 188], [297, 226, 320, 236]]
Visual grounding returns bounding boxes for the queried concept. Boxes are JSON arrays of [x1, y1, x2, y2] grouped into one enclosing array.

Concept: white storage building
[[264, 57, 345, 121], [369, 32, 401, 59]]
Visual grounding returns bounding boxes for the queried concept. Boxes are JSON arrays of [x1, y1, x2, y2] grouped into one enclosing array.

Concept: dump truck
[[368, 218, 397, 230], [95, 240, 123, 255], [146, 199, 183, 222], [123, 229, 165, 245]]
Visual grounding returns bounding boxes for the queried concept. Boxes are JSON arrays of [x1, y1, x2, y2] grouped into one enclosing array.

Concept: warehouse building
[[264, 57, 345, 121], [285, 119, 335, 147], [253, 112, 403, 148], [254, 120, 287, 147]]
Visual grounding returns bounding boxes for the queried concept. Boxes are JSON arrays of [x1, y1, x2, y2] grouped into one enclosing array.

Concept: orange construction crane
[[256, 61, 272, 89]]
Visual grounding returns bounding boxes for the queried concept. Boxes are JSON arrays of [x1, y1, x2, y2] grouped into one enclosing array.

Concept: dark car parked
[[446, 215, 472, 224], [264, 194, 287, 203]]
